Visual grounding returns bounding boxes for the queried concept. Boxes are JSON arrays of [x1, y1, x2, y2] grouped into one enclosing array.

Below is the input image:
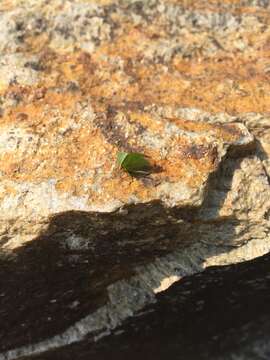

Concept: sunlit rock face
[[0, 0, 269, 359]]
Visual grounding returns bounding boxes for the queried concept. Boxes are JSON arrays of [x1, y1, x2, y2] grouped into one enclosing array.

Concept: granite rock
[[0, 0, 269, 359]]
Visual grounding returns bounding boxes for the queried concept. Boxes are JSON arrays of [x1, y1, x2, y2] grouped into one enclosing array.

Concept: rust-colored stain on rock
[[0, 90, 252, 208], [0, 0, 264, 246]]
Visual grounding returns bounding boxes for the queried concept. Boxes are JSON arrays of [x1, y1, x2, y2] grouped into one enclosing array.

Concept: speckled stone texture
[[0, 0, 269, 359]]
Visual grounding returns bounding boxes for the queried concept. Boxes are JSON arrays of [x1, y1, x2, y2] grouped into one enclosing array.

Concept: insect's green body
[[117, 152, 151, 175]]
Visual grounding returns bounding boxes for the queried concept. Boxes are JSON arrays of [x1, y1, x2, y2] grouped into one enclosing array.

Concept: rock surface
[[0, 0, 269, 359], [18, 252, 270, 360]]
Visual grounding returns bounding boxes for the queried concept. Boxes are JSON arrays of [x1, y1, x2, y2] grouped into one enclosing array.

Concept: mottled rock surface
[[0, 0, 269, 359], [20, 252, 270, 360]]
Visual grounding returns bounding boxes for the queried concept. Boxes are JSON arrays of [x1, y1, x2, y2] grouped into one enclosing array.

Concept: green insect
[[117, 151, 151, 176]]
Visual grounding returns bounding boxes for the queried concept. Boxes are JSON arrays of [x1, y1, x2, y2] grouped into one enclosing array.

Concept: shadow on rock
[[0, 153, 251, 355], [29, 252, 270, 360]]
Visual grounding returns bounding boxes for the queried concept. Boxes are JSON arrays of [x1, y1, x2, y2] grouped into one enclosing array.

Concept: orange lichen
[[0, 0, 261, 209], [1, 82, 247, 206]]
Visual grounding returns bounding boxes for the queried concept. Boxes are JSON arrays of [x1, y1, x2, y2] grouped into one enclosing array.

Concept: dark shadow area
[[30, 252, 270, 360], [128, 162, 164, 178], [0, 145, 256, 353], [255, 139, 270, 185], [0, 203, 195, 352]]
